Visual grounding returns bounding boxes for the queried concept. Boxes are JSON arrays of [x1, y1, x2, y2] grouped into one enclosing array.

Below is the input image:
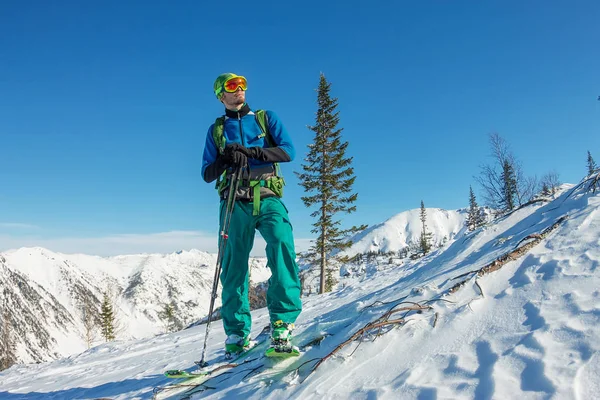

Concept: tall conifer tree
[[500, 159, 518, 212], [296, 73, 366, 294], [100, 291, 116, 342]]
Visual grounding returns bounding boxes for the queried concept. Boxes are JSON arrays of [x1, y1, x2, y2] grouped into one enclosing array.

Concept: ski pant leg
[[255, 197, 302, 325], [219, 200, 256, 338]]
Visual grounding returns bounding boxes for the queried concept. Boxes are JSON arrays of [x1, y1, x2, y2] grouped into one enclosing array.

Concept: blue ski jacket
[[201, 105, 295, 181]]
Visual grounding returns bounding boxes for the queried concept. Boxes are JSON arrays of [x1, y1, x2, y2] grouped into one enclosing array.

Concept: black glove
[[224, 143, 250, 158], [222, 143, 248, 169], [203, 144, 249, 182]]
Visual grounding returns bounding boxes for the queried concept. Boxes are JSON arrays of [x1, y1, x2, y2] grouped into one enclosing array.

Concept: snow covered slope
[[0, 249, 270, 364], [1, 185, 598, 399], [344, 207, 470, 256]]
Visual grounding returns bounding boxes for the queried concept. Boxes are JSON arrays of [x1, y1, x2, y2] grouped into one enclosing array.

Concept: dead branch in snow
[[242, 364, 265, 380], [302, 303, 431, 382], [450, 270, 479, 281], [515, 234, 542, 248], [557, 173, 600, 205], [474, 279, 484, 298], [447, 215, 568, 296]]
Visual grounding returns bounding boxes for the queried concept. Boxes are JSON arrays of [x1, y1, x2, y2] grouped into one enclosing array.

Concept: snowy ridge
[[344, 207, 470, 256], [0, 185, 598, 399]]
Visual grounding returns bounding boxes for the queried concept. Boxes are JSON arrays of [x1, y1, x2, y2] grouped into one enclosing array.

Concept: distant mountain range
[[0, 248, 270, 364]]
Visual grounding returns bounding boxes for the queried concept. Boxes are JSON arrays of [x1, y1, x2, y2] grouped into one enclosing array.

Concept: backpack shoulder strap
[[212, 116, 226, 154], [254, 110, 274, 147], [254, 109, 282, 177]]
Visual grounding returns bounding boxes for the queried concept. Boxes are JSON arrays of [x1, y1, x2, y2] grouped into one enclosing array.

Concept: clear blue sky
[[1, 1, 599, 256]]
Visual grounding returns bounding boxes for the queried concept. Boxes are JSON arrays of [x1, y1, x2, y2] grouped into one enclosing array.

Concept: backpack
[[212, 110, 285, 214]]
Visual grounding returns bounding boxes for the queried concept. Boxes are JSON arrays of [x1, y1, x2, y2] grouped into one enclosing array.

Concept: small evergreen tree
[[540, 171, 560, 197], [99, 291, 116, 342], [325, 269, 336, 292], [419, 200, 433, 254], [0, 310, 17, 371], [476, 133, 536, 211], [466, 186, 485, 231], [158, 301, 179, 333], [296, 73, 367, 294], [587, 151, 597, 176], [500, 159, 518, 212]]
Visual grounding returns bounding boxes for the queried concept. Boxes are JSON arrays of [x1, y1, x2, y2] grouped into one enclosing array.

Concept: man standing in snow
[[201, 73, 302, 357]]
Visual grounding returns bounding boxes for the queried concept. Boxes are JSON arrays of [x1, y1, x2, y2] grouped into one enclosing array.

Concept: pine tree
[[500, 159, 518, 212], [587, 151, 597, 176], [296, 73, 366, 294], [476, 133, 536, 212], [419, 200, 433, 254], [0, 310, 17, 371], [159, 302, 175, 333], [466, 186, 485, 231], [99, 291, 116, 342]]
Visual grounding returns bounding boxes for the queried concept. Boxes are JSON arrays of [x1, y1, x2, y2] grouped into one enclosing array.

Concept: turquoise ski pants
[[219, 197, 302, 338]]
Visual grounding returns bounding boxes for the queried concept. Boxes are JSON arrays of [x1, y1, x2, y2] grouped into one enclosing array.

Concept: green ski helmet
[[213, 72, 246, 99]]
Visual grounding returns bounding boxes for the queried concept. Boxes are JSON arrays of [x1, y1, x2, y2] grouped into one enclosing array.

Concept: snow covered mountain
[[343, 207, 472, 256], [0, 248, 270, 364]]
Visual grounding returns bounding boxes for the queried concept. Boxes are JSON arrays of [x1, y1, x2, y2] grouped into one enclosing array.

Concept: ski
[[164, 326, 270, 380], [153, 335, 316, 400], [264, 346, 301, 358], [163, 339, 260, 380], [155, 355, 259, 399], [153, 327, 270, 399]]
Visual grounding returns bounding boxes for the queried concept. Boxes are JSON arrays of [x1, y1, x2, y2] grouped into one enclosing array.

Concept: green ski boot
[[224, 334, 250, 356], [265, 320, 300, 358]]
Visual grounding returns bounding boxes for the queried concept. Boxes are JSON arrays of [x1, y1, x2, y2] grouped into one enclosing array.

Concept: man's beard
[[232, 93, 245, 106]]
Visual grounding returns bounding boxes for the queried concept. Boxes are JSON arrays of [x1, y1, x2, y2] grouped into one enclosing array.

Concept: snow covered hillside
[[0, 249, 270, 364], [343, 207, 471, 257], [1, 183, 599, 399]]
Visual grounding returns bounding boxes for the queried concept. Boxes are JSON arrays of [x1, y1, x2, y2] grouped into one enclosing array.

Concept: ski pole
[[197, 166, 242, 368]]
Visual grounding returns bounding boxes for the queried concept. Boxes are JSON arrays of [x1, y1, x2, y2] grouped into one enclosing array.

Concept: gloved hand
[[224, 143, 250, 157], [223, 143, 249, 168]]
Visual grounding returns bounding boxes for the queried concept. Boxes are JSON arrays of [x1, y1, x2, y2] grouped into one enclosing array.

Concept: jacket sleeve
[[263, 110, 295, 162], [201, 124, 227, 183]]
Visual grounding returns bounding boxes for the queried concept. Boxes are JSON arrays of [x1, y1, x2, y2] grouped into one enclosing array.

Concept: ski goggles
[[223, 76, 247, 93]]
